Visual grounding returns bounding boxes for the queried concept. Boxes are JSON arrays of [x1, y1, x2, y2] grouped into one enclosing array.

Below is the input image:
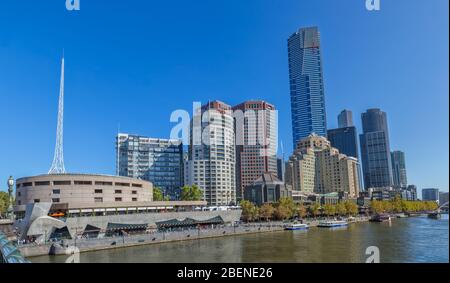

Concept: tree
[[344, 201, 359, 216], [296, 202, 307, 219], [259, 204, 275, 222], [277, 197, 295, 219], [308, 203, 321, 218], [240, 200, 258, 222], [370, 200, 384, 214], [336, 202, 347, 216], [153, 187, 164, 201], [391, 195, 403, 213], [274, 205, 290, 221], [323, 204, 336, 217], [180, 185, 203, 201]]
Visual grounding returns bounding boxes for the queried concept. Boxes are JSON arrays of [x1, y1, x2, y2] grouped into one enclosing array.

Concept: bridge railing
[[0, 232, 30, 263]]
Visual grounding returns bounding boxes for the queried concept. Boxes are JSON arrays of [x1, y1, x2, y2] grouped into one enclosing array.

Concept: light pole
[[7, 176, 15, 221]]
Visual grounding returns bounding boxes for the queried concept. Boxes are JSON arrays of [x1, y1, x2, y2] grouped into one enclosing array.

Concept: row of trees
[[370, 196, 438, 214], [153, 185, 203, 201], [240, 198, 360, 222]]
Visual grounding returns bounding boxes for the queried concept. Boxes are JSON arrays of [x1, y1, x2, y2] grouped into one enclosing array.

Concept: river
[[31, 215, 448, 263]]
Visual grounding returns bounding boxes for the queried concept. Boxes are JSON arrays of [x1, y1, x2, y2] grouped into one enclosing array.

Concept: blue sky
[[0, 0, 448, 194]]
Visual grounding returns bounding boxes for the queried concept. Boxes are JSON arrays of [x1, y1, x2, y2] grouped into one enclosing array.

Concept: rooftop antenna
[[48, 52, 66, 174]]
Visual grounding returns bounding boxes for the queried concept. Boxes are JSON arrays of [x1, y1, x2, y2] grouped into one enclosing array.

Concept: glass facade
[[117, 134, 184, 199], [359, 109, 393, 189], [327, 127, 359, 159], [288, 26, 327, 148], [391, 150, 408, 188]]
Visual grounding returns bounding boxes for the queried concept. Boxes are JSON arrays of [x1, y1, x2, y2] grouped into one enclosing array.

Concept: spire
[[48, 55, 66, 174]]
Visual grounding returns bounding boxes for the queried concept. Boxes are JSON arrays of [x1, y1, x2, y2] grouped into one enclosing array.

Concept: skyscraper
[[117, 134, 184, 199], [233, 100, 278, 201], [186, 101, 236, 206], [391, 150, 408, 188], [360, 108, 393, 189], [327, 127, 359, 159], [338, 110, 354, 128], [288, 26, 327, 148]]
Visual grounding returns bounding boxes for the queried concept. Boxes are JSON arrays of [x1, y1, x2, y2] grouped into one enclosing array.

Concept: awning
[[106, 223, 148, 232], [156, 216, 225, 228]]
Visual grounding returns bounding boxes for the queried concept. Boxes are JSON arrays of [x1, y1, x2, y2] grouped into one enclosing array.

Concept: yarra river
[[32, 215, 448, 263]]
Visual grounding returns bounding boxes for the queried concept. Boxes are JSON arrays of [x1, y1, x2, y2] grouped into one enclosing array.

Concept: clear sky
[[0, 0, 448, 195]]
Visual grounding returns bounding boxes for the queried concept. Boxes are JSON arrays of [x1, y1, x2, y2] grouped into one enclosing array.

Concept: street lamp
[[7, 176, 15, 220]]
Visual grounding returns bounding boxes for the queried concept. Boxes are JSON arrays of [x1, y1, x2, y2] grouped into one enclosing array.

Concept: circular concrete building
[[14, 174, 153, 214]]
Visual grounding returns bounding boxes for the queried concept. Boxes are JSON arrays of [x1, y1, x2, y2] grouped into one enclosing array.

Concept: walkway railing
[[0, 232, 30, 263]]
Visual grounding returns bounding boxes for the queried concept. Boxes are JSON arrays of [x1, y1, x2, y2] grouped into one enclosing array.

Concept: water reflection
[[31, 216, 448, 263]]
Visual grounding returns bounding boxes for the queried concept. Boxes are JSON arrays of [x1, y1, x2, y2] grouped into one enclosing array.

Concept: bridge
[[0, 231, 30, 263]]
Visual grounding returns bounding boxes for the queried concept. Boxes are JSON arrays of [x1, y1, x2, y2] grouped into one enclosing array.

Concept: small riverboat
[[370, 214, 391, 222], [428, 213, 441, 219], [317, 220, 348, 228], [284, 223, 309, 230]]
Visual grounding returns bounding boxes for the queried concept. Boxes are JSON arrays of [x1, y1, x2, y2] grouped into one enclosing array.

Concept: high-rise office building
[[391, 150, 408, 188], [422, 188, 439, 202], [338, 110, 354, 128], [288, 26, 327, 148], [360, 108, 393, 189], [277, 158, 285, 182], [185, 101, 236, 206], [233, 100, 278, 201], [117, 134, 184, 199], [327, 127, 359, 159]]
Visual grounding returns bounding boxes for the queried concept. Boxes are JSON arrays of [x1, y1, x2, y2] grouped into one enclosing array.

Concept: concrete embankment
[[21, 217, 371, 258], [21, 224, 285, 258]]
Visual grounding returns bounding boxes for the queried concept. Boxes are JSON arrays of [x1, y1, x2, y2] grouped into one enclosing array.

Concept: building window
[[132, 191, 137, 195], [95, 189, 103, 194], [115, 197, 122, 202], [52, 198, 60, 203], [115, 182, 130, 187], [34, 199, 40, 203], [132, 183, 143, 188], [94, 197, 103, 203], [17, 192, 21, 197], [23, 182, 33, 187], [74, 181, 93, 185], [115, 190, 122, 194], [53, 181, 71, 185], [132, 198, 138, 202], [52, 189, 61, 194], [35, 181, 51, 186], [95, 181, 113, 186]]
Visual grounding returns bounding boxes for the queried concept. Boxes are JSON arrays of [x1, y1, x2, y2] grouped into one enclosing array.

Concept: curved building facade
[[14, 174, 153, 212]]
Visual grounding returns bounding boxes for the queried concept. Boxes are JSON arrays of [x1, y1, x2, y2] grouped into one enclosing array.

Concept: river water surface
[[31, 215, 449, 263]]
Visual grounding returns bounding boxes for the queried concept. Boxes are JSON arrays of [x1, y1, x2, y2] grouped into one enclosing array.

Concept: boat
[[428, 212, 441, 219], [317, 220, 348, 228], [370, 214, 391, 222], [284, 223, 309, 230]]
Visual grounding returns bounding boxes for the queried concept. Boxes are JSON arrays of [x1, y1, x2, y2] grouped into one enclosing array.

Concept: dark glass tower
[[359, 109, 393, 189], [391, 150, 408, 188], [288, 27, 327, 148]]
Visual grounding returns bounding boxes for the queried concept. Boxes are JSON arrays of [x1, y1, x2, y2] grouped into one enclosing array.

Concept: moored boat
[[370, 214, 391, 222], [284, 223, 309, 230], [317, 220, 348, 228]]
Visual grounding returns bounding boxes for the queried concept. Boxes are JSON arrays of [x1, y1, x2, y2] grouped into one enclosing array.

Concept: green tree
[[153, 187, 164, 201], [240, 200, 258, 222], [323, 204, 336, 217], [391, 195, 403, 213], [274, 205, 290, 221], [0, 192, 11, 217], [344, 201, 359, 216], [336, 202, 347, 216], [296, 202, 307, 219], [180, 185, 203, 201], [277, 197, 295, 219], [370, 200, 384, 214], [259, 203, 275, 222], [308, 203, 321, 218]]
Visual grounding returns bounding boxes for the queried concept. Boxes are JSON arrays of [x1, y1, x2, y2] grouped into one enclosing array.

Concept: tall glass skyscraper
[[288, 26, 327, 148], [359, 109, 393, 189], [391, 150, 408, 188]]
